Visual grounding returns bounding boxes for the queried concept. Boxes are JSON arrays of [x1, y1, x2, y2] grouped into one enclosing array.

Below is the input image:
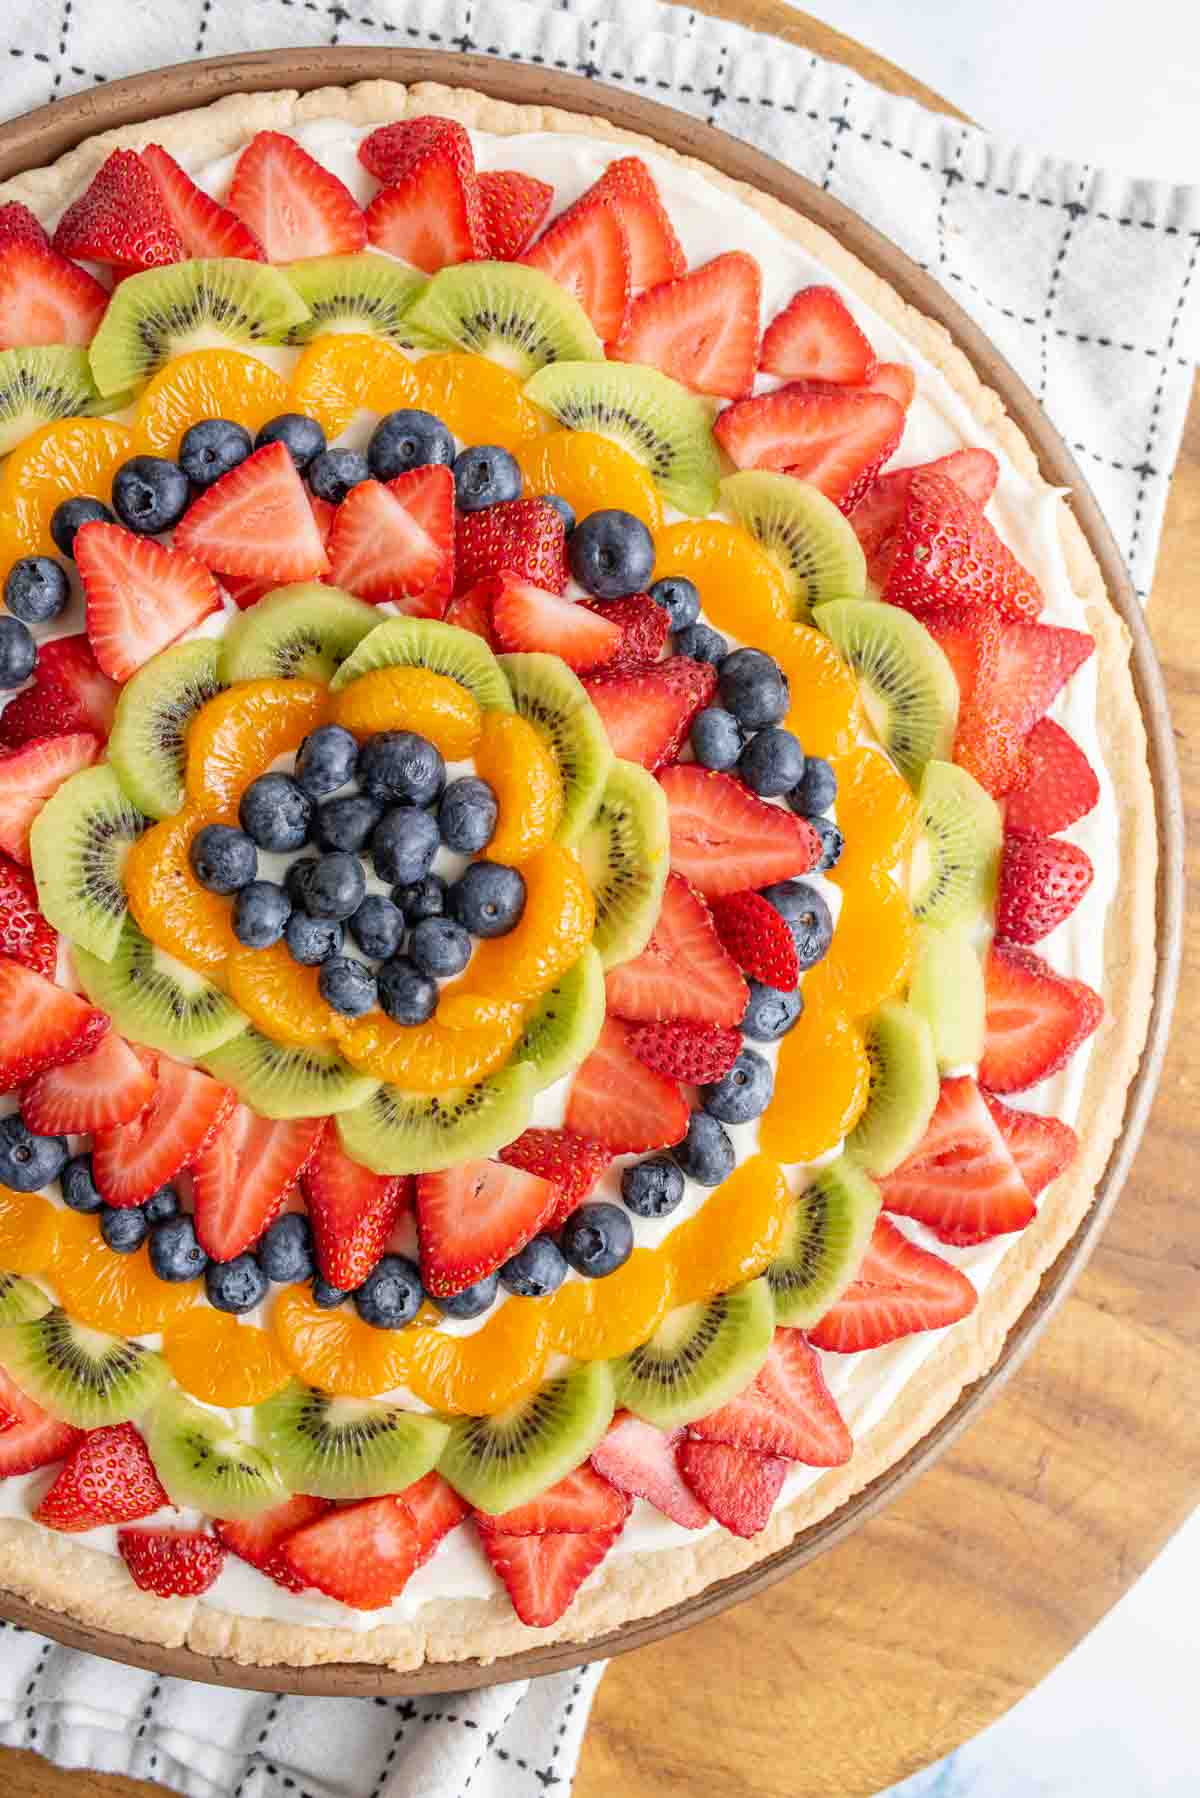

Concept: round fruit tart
[[0, 80, 1155, 1671]]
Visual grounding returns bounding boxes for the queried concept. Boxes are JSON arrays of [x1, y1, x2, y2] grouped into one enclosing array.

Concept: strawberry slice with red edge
[[490, 576, 621, 672], [624, 1019, 743, 1084], [604, 872, 747, 1028], [878, 1075, 1036, 1243], [92, 1055, 236, 1208], [0, 958, 108, 1091], [0, 634, 119, 750], [1004, 718, 1099, 836], [52, 149, 184, 270], [980, 941, 1103, 1094], [565, 1016, 690, 1154], [580, 595, 670, 672], [415, 1159, 560, 1296], [676, 1439, 787, 1539], [364, 123, 487, 273], [0, 242, 109, 350], [118, 1528, 226, 1597], [658, 762, 821, 898], [477, 1523, 624, 1628], [326, 465, 455, 612], [714, 385, 905, 512], [0, 202, 49, 250], [884, 468, 1045, 621], [866, 362, 916, 409], [759, 283, 877, 384], [443, 582, 498, 646], [591, 1413, 712, 1528], [140, 143, 265, 260], [21, 1029, 156, 1135], [174, 440, 331, 583], [582, 655, 715, 771], [473, 1464, 631, 1537], [191, 1108, 325, 1262], [0, 1365, 82, 1477], [996, 829, 1094, 945], [522, 196, 631, 342], [480, 169, 554, 258], [808, 1215, 977, 1353], [981, 1093, 1078, 1199], [0, 852, 57, 977], [454, 497, 568, 596], [563, 156, 686, 288], [709, 890, 801, 990], [498, 1128, 612, 1229], [398, 1470, 470, 1566], [612, 251, 762, 400], [33, 1422, 169, 1532], [218, 491, 336, 610], [301, 1130, 412, 1292], [690, 1329, 852, 1465], [851, 447, 999, 585], [215, 1495, 332, 1591], [75, 522, 222, 682], [0, 732, 101, 863], [278, 1497, 423, 1609], [228, 131, 366, 261], [358, 118, 472, 183]]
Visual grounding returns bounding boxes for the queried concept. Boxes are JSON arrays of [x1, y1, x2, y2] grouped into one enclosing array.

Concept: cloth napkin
[[0, 4, 1197, 1796]]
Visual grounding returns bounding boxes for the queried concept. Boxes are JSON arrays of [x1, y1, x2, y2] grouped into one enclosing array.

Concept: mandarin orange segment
[[53, 1208, 202, 1333], [472, 710, 562, 863], [0, 1188, 60, 1276], [653, 521, 792, 644], [666, 1156, 792, 1305], [412, 353, 549, 452], [331, 667, 483, 759], [831, 747, 918, 886], [227, 943, 340, 1048], [132, 349, 290, 458], [546, 1252, 674, 1360], [287, 334, 420, 438], [766, 622, 864, 760], [758, 1007, 871, 1163], [335, 1002, 526, 1093], [271, 1283, 413, 1397], [404, 1300, 551, 1414], [164, 1307, 292, 1407], [125, 805, 240, 977], [0, 419, 134, 574], [515, 430, 663, 531], [459, 845, 594, 1003], [185, 679, 330, 821], [804, 871, 916, 1017]]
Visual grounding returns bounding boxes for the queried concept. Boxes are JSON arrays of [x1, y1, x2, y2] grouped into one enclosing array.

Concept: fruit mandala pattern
[[0, 119, 1104, 1627]]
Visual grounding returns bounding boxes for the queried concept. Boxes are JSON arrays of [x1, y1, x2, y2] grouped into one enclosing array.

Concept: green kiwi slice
[[813, 599, 959, 785], [336, 1064, 535, 1177], [614, 1278, 775, 1430], [200, 1028, 377, 1119], [576, 759, 670, 968], [513, 947, 606, 1092], [0, 347, 119, 455], [29, 765, 148, 962], [88, 258, 310, 395], [330, 616, 513, 711], [766, 1160, 881, 1328], [846, 1001, 940, 1176], [909, 759, 1003, 926], [439, 1360, 616, 1516], [283, 253, 428, 346], [0, 1309, 167, 1427], [255, 1381, 449, 1501], [909, 922, 986, 1071], [720, 470, 867, 620], [0, 1274, 52, 1326], [219, 583, 379, 684], [73, 917, 248, 1056], [497, 652, 612, 845], [147, 1389, 286, 1519], [402, 261, 602, 375], [525, 361, 721, 516], [107, 639, 225, 820]]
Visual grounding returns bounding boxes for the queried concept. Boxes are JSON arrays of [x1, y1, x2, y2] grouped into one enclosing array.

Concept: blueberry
[[348, 893, 405, 961], [286, 910, 344, 966], [49, 496, 115, 559], [312, 1276, 349, 1308], [741, 978, 803, 1042], [452, 444, 522, 512], [355, 1253, 424, 1329], [295, 724, 359, 798], [648, 575, 700, 631], [809, 817, 844, 872], [148, 1216, 209, 1283], [449, 861, 526, 937], [304, 851, 367, 922], [560, 1202, 634, 1278], [368, 410, 455, 481], [206, 1253, 269, 1315], [359, 731, 445, 807], [232, 879, 292, 949], [409, 915, 470, 978], [377, 956, 437, 1025], [500, 1234, 568, 1299], [142, 1184, 179, 1225], [568, 509, 656, 599], [701, 1046, 774, 1124], [717, 646, 790, 729], [284, 857, 317, 910], [737, 727, 805, 798], [689, 706, 745, 771], [179, 417, 253, 488], [673, 622, 727, 665], [395, 873, 446, 923], [318, 954, 378, 1017], [621, 1157, 685, 1219], [112, 455, 190, 535], [541, 494, 576, 534], [4, 556, 68, 625], [371, 805, 440, 887], [307, 447, 370, 504], [258, 1213, 315, 1283], [437, 776, 497, 854], [314, 793, 383, 855], [0, 1115, 68, 1191], [787, 754, 836, 817], [190, 823, 257, 894], [101, 1204, 148, 1254], [238, 772, 313, 852], [671, 1112, 735, 1186], [255, 412, 326, 471], [761, 880, 833, 970], [60, 1152, 102, 1213], [433, 1273, 499, 1319], [0, 617, 36, 689]]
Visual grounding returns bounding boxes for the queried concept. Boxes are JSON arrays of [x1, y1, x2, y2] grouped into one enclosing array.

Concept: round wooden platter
[[0, 16, 1187, 1780]]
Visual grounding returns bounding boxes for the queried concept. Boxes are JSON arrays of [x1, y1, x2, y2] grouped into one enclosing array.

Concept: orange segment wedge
[[0, 419, 133, 575], [412, 353, 549, 451], [758, 1007, 871, 1163], [331, 666, 483, 759], [132, 349, 290, 458], [164, 1307, 292, 1407], [654, 520, 792, 644], [287, 334, 420, 437], [515, 430, 663, 531], [472, 710, 562, 863], [666, 1156, 792, 1305], [125, 805, 240, 978], [404, 1300, 551, 1414], [831, 747, 918, 886], [185, 679, 330, 821], [767, 622, 864, 760], [53, 1208, 202, 1333], [271, 1283, 414, 1397], [547, 1252, 674, 1360], [335, 1003, 525, 1093], [458, 845, 594, 1003], [226, 943, 340, 1048], [0, 1188, 60, 1276], [804, 871, 916, 1017]]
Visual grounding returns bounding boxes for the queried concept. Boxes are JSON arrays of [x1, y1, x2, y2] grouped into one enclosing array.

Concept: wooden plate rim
[[0, 47, 1184, 1697]]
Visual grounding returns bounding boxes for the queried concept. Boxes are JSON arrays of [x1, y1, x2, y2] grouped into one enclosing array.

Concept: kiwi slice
[[514, 947, 606, 1091], [720, 470, 867, 621], [909, 923, 986, 1071], [0, 1310, 166, 1427], [219, 583, 379, 684], [330, 617, 513, 711], [200, 1027, 377, 1119], [0, 1274, 51, 1326], [767, 1159, 881, 1328], [910, 759, 1003, 926], [814, 599, 959, 785], [73, 917, 248, 1056], [336, 1063, 535, 1177], [497, 652, 612, 845], [440, 1360, 615, 1516], [147, 1388, 286, 1519], [0, 347, 118, 454], [283, 253, 428, 346], [88, 258, 310, 396], [107, 639, 225, 822], [29, 766, 147, 963], [403, 261, 602, 376], [614, 1278, 775, 1430], [577, 759, 670, 969], [255, 1381, 449, 1500], [846, 1001, 940, 1176]]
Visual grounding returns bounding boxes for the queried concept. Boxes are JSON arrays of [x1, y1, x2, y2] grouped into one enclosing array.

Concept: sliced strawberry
[[759, 284, 876, 384], [0, 202, 49, 250], [676, 1440, 787, 1538], [52, 150, 183, 270], [565, 1016, 689, 1153], [981, 1093, 1078, 1198], [0, 732, 101, 863], [358, 118, 474, 184], [996, 829, 1094, 945], [21, 1029, 156, 1135], [326, 466, 454, 612], [92, 1056, 236, 1207], [808, 1215, 977, 1352], [991, 620, 1094, 733], [0, 1365, 81, 1477], [591, 1413, 711, 1528], [191, 1109, 325, 1262], [714, 385, 905, 512], [980, 941, 1103, 1094], [75, 522, 222, 681], [0, 853, 57, 977], [564, 157, 686, 288], [301, 1130, 411, 1292], [879, 1076, 1035, 1243], [473, 1464, 631, 1537], [580, 595, 670, 672], [498, 1128, 612, 1229], [33, 1422, 168, 1532], [415, 1159, 560, 1296], [443, 582, 498, 646], [174, 440, 331, 583], [0, 635, 119, 750], [0, 959, 108, 1091], [0, 242, 108, 349], [885, 469, 1044, 621], [659, 763, 821, 897], [218, 491, 336, 610], [1005, 718, 1100, 836], [480, 169, 554, 259], [140, 143, 264, 260], [365, 141, 488, 273], [398, 1471, 469, 1566], [612, 251, 761, 399], [604, 872, 747, 1027], [866, 362, 916, 409], [228, 131, 366, 261], [454, 498, 567, 596], [215, 1495, 332, 1591], [690, 1329, 852, 1465], [522, 196, 631, 342], [118, 1528, 225, 1597], [279, 1497, 423, 1608], [490, 576, 620, 672], [625, 1019, 742, 1083], [478, 1524, 623, 1628], [851, 448, 999, 585], [583, 656, 715, 771], [709, 890, 800, 989]]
